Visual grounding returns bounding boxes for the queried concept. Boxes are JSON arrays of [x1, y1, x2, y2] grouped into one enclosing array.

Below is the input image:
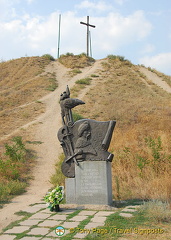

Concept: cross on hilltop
[[80, 16, 96, 57]]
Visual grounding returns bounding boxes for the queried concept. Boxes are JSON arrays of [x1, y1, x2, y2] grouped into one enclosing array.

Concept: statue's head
[[60, 85, 70, 100], [78, 121, 91, 138]]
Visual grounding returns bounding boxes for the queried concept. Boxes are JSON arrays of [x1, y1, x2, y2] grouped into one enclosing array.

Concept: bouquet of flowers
[[44, 186, 64, 211]]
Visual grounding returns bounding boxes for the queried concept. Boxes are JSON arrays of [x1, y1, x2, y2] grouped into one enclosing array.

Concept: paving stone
[[38, 220, 62, 227], [91, 216, 106, 223], [31, 204, 46, 209], [69, 215, 88, 222], [59, 209, 76, 214], [85, 222, 105, 229], [40, 238, 58, 240], [124, 205, 140, 209], [94, 211, 115, 216], [39, 208, 52, 214], [0, 235, 16, 240], [47, 214, 67, 220], [20, 237, 41, 240], [24, 207, 41, 213], [30, 212, 51, 219], [19, 219, 41, 226], [119, 213, 133, 218], [5, 226, 30, 234], [40, 239, 57, 240], [78, 210, 97, 216], [27, 227, 50, 235], [121, 208, 137, 212], [62, 221, 80, 228], [24, 204, 46, 213]]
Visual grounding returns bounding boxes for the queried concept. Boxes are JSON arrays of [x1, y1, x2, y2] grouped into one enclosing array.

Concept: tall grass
[[0, 137, 35, 203], [76, 57, 171, 201], [59, 53, 95, 69], [50, 154, 65, 187], [139, 200, 171, 223]]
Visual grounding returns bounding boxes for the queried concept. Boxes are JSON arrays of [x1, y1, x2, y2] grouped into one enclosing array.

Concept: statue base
[[65, 161, 113, 205]]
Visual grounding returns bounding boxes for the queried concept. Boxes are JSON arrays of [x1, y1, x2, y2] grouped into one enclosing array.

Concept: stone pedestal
[[65, 161, 113, 205]]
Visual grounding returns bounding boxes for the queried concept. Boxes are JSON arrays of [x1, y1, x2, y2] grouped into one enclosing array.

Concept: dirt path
[[139, 66, 171, 94], [0, 59, 103, 231]]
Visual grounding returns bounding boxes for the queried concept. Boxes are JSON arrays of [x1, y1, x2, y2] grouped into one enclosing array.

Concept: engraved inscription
[[80, 169, 102, 196]]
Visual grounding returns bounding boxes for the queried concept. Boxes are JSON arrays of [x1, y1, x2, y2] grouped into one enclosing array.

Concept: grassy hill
[[0, 54, 171, 203], [72, 56, 171, 201]]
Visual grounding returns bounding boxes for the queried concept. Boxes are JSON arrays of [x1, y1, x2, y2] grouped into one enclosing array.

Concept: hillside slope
[[0, 55, 171, 230], [0, 56, 103, 230]]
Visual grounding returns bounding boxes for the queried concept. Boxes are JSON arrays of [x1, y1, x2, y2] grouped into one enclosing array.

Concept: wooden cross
[[80, 16, 96, 57]]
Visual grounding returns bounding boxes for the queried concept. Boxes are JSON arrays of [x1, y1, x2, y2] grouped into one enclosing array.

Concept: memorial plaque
[[75, 161, 113, 205]]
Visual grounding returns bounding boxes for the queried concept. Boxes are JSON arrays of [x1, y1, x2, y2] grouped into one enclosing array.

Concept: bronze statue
[[57, 86, 116, 178]]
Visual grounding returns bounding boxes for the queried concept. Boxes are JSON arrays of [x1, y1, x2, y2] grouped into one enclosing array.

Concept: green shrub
[[42, 54, 55, 61], [0, 159, 20, 180], [0, 136, 35, 203], [4, 136, 26, 162], [7, 180, 27, 195], [91, 74, 99, 78], [50, 154, 65, 187], [72, 69, 82, 74], [0, 181, 27, 202], [76, 77, 92, 85], [65, 52, 74, 56], [72, 111, 84, 122], [136, 136, 171, 176], [78, 52, 87, 57], [107, 54, 128, 62]]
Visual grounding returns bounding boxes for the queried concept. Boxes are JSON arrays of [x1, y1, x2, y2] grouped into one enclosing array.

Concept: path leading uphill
[[0, 59, 170, 232], [139, 66, 171, 94], [0, 59, 103, 231]]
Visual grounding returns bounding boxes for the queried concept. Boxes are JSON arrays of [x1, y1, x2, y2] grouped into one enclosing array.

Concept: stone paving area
[[0, 203, 139, 240]]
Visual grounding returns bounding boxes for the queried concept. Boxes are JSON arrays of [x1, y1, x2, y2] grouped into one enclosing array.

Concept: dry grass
[[146, 66, 171, 87], [59, 53, 95, 69], [0, 55, 171, 203], [75, 58, 171, 201], [0, 56, 57, 140], [139, 200, 171, 223]]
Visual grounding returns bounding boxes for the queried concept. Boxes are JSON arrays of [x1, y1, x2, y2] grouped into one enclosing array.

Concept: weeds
[[4, 136, 26, 162], [0, 137, 36, 203], [50, 153, 66, 187], [72, 111, 84, 122], [91, 74, 99, 78], [139, 200, 171, 223], [46, 77, 58, 91], [42, 54, 55, 61], [136, 136, 171, 176], [59, 53, 95, 68], [76, 77, 92, 85], [72, 69, 82, 74]]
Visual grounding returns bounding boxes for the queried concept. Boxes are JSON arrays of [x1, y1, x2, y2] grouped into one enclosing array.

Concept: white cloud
[[0, 8, 152, 61], [139, 52, 171, 75], [92, 10, 152, 54], [114, 0, 128, 5], [76, 0, 113, 12], [27, 0, 35, 4], [140, 44, 155, 54]]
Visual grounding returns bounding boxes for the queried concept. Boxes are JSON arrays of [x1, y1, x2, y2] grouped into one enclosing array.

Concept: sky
[[0, 0, 171, 75]]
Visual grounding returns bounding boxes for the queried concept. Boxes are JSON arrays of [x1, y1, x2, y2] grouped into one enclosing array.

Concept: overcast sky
[[0, 0, 171, 75]]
